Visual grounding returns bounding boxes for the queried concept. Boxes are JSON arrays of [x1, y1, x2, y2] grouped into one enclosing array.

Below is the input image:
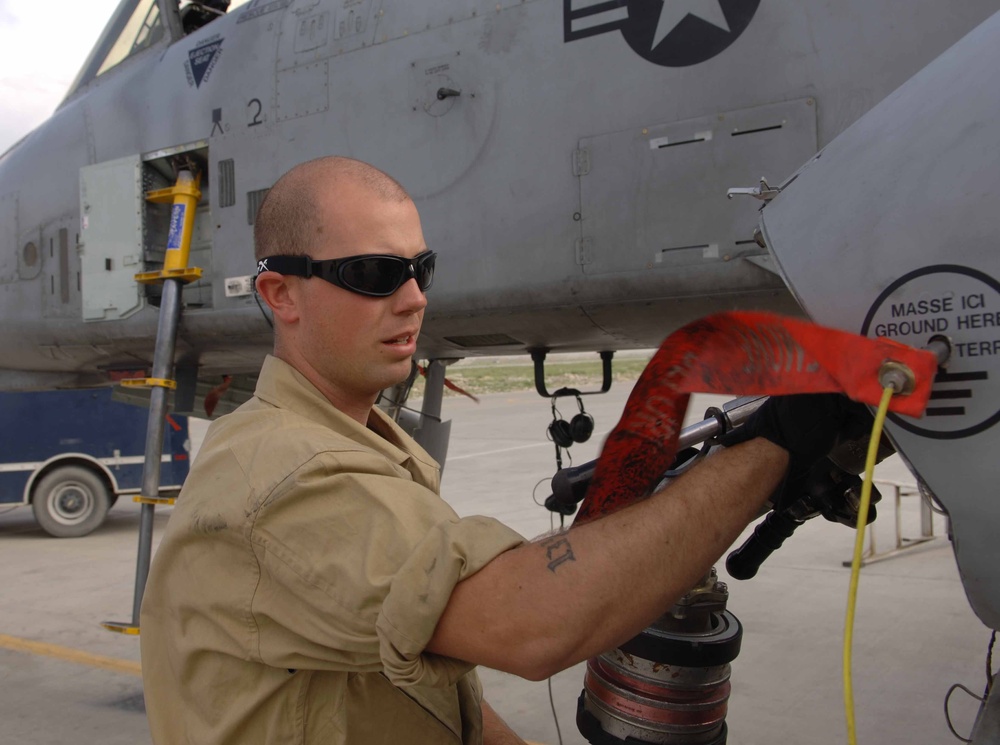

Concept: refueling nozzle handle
[[725, 509, 802, 580]]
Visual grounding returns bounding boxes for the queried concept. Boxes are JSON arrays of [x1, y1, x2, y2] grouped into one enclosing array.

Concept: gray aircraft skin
[[0, 0, 997, 391], [758, 11, 1000, 739], [4, 0, 1000, 738]]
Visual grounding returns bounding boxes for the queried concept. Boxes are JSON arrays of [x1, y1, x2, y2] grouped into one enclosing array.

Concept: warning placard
[[862, 265, 1000, 439]]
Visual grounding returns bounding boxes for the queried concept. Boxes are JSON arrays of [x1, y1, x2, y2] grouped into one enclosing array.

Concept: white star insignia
[[652, 0, 731, 51]]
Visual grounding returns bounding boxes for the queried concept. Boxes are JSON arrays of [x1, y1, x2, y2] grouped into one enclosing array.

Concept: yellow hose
[[843, 385, 896, 745]]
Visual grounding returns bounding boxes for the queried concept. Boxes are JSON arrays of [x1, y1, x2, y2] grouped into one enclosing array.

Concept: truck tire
[[31, 465, 111, 538]]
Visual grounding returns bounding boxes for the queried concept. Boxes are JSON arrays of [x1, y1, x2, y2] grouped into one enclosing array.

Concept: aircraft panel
[[275, 60, 330, 120], [35, 220, 86, 322], [372, 0, 531, 47], [234, 0, 293, 26], [0, 192, 17, 285], [16, 229, 43, 282], [578, 98, 816, 277], [275, 0, 379, 68], [292, 7, 331, 53], [79, 155, 146, 322]]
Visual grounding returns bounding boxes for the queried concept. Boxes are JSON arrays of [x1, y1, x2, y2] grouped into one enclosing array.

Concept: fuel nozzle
[[725, 460, 883, 580], [726, 339, 953, 581], [826, 428, 896, 477]]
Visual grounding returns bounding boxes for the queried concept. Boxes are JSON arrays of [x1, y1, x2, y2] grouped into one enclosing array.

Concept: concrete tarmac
[[0, 385, 990, 744]]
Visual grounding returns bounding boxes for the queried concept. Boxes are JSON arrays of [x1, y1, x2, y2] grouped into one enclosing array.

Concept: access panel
[[79, 156, 145, 322], [578, 98, 817, 276]]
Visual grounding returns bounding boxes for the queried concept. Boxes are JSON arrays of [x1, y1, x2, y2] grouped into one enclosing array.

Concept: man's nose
[[394, 277, 428, 313]]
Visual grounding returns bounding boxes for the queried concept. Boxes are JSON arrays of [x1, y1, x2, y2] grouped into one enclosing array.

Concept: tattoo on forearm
[[540, 535, 576, 573]]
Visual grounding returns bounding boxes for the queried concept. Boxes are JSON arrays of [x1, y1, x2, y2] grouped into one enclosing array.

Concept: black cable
[[942, 631, 997, 743], [986, 630, 996, 699], [253, 290, 273, 329], [547, 676, 564, 745], [944, 684, 980, 743]]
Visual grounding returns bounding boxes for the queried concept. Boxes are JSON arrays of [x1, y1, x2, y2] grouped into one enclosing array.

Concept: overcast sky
[[0, 0, 122, 153]]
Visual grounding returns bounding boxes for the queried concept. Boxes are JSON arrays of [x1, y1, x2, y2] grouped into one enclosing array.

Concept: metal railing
[[844, 479, 941, 567]]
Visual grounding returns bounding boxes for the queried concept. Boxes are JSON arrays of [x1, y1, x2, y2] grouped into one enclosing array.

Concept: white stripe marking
[[0, 462, 44, 473], [448, 431, 611, 462], [0, 455, 173, 473], [448, 442, 549, 462]]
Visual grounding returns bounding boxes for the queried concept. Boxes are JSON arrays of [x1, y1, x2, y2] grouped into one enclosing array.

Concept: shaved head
[[252, 156, 428, 421], [254, 156, 411, 261]]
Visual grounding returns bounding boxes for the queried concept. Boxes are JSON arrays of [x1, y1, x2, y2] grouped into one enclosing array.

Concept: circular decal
[[861, 265, 1000, 439], [620, 0, 761, 67]]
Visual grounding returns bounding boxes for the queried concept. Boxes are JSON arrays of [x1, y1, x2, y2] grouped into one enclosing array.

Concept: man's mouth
[[384, 334, 414, 346]]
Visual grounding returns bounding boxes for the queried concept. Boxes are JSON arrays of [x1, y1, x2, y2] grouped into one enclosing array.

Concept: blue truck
[[0, 388, 190, 537]]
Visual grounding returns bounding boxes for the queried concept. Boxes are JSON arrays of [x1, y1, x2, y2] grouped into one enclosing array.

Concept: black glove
[[721, 393, 871, 462], [795, 458, 881, 526], [720, 393, 874, 511]]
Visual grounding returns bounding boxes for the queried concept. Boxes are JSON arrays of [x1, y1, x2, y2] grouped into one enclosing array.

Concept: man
[[140, 156, 848, 743]]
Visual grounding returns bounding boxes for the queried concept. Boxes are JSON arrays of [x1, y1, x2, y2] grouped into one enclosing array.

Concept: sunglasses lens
[[416, 253, 435, 291], [339, 257, 405, 295], [327, 252, 436, 296]]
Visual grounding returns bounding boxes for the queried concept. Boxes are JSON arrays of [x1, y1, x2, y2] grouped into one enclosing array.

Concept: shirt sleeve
[[246, 448, 525, 686]]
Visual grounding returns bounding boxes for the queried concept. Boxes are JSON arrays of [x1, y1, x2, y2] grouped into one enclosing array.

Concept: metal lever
[[727, 177, 781, 202]]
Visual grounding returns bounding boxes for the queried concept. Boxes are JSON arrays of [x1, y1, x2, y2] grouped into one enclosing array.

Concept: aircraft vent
[[246, 188, 270, 225], [443, 334, 522, 348], [58, 228, 70, 304], [218, 159, 236, 208]]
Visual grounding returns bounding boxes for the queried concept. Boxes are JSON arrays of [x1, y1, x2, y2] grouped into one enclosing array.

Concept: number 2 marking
[[248, 98, 263, 127]]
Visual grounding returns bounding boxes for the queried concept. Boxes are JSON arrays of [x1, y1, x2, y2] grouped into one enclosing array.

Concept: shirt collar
[[253, 355, 436, 472]]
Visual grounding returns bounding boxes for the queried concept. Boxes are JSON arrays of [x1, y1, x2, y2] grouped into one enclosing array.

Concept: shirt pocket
[[344, 673, 465, 745]]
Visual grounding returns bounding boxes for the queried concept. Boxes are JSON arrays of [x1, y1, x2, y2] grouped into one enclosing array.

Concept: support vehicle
[[0, 388, 190, 537]]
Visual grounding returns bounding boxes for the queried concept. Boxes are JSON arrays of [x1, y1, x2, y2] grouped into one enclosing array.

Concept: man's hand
[[720, 393, 872, 509], [720, 393, 872, 465]]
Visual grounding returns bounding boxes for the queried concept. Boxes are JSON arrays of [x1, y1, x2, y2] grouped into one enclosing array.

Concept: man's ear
[[254, 272, 301, 324]]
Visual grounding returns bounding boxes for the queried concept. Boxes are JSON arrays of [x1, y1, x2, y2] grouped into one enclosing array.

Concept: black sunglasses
[[256, 250, 436, 298]]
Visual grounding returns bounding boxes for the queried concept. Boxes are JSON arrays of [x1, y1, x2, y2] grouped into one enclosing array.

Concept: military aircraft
[[3, 0, 1000, 741], [0, 0, 995, 398]]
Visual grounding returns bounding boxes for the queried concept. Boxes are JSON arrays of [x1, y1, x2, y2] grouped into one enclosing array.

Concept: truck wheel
[[31, 466, 111, 538]]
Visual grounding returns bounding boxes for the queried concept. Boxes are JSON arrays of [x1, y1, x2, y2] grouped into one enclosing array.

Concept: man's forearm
[[428, 438, 788, 679]]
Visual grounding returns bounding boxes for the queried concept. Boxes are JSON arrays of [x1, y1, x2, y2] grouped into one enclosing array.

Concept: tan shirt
[[140, 356, 525, 744]]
